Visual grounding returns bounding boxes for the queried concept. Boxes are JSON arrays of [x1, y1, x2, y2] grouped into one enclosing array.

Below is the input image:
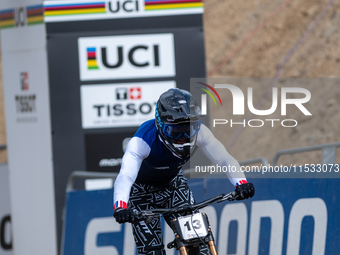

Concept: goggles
[[162, 121, 201, 140]]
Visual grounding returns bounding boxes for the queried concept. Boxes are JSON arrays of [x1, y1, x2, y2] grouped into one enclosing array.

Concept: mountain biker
[[113, 88, 255, 255]]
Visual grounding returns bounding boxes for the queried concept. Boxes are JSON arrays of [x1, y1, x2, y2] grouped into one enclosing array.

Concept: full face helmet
[[155, 88, 202, 158]]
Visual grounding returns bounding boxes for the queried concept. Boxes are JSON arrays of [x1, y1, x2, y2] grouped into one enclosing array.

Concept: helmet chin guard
[[155, 88, 201, 158], [158, 133, 198, 159]]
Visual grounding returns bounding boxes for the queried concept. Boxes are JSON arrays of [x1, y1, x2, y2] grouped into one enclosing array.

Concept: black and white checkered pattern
[[128, 173, 209, 255]]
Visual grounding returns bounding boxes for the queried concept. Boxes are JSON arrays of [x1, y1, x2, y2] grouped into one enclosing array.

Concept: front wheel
[[185, 244, 213, 255], [187, 245, 200, 255], [178, 245, 201, 255]]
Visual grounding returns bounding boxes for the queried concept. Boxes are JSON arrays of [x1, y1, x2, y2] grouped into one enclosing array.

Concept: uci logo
[[91, 44, 160, 69], [107, 0, 140, 13], [79, 34, 176, 81], [15, 7, 26, 27]]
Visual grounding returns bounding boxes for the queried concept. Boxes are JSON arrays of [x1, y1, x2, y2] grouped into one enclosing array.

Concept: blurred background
[[203, 0, 340, 166], [0, 0, 340, 255]]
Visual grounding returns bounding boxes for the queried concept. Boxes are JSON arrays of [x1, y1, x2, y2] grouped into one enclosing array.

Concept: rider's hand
[[235, 182, 255, 200], [113, 208, 133, 223]]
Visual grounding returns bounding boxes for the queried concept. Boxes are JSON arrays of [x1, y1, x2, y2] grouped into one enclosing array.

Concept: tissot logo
[[116, 88, 127, 100], [78, 34, 175, 81], [116, 87, 142, 100], [130, 87, 141, 99], [80, 81, 175, 128], [15, 95, 36, 113]]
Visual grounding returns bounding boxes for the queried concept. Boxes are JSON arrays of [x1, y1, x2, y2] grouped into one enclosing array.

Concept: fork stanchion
[[207, 241, 218, 255], [179, 246, 189, 255], [203, 213, 218, 255]]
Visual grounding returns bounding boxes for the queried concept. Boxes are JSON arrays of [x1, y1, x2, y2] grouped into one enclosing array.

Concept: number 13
[[184, 219, 202, 231]]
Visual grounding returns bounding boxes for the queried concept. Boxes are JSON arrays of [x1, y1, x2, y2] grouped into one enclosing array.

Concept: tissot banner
[[80, 81, 176, 128]]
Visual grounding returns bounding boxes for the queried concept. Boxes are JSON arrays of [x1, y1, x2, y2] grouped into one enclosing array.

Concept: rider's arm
[[196, 124, 247, 186], [113, 137, 151, 209]]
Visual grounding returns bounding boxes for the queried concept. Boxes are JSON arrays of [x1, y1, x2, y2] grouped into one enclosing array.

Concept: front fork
[[178, 245, 189, 255], [176, 232, 218, 255], [207, 240, 218, 255]]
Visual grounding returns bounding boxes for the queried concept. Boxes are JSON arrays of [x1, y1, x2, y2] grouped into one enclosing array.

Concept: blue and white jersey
[[133, 119, 190, 184], [114, 119, 247, 205]]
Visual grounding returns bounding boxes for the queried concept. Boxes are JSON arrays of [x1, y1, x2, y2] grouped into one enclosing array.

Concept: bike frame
[[132, 191, 237, 255]]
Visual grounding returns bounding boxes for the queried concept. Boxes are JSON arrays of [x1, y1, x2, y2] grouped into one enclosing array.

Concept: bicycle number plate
[[177, 213, 208, 241]]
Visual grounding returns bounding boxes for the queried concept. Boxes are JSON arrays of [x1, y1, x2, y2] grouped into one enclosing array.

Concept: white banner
[[0, 2, 45, 53], [44, 0, 204, 23], [1, 44, 57, 255], [78, 33, 176, 81], [80, 81, 176, 128], [0, 164, 12, 255]]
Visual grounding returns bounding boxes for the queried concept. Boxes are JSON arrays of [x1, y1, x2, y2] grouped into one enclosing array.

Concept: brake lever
[[142, 211, 157, 217], [220, 192, 238, 202], [131, 210, 153, 223]]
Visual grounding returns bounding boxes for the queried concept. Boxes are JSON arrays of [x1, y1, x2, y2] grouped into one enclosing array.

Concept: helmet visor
[[162, 121, 201, 139]]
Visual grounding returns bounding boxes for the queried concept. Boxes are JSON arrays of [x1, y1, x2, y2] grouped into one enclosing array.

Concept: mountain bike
[[132, 191, 238, 255]]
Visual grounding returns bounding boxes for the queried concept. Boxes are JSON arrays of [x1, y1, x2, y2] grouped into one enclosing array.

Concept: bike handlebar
[[132, 191, 238, 221]]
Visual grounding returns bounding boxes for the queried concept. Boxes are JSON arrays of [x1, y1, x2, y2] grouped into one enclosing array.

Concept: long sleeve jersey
[[113, 119, 247, 207]]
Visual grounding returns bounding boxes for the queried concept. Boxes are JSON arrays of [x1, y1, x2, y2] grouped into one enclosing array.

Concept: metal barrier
[[239, 157, 269, 167], [66, 171, 118, 191], [66, 169, 202, 191], [272, 142, 340, 166], [67, 141, 340, 191], [67, 157, 270, 191]]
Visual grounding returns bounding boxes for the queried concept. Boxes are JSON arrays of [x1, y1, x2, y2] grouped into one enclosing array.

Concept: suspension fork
[[205, 225, 218, 255], [207, 240, 218, 255], [204, 213, 218, 255], [170, 218, 189, 255], [177, 240, 217, 255], [173, 233, 189, 255], [179, 245, 189, 255]]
